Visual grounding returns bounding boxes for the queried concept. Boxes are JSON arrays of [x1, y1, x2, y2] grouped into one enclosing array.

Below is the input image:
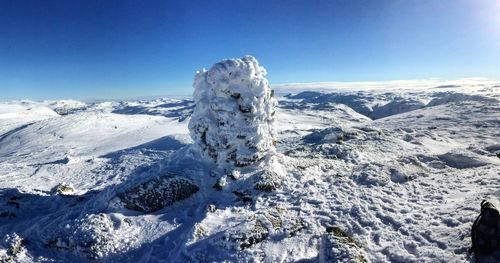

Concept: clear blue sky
[[1, 0, 499, 100]]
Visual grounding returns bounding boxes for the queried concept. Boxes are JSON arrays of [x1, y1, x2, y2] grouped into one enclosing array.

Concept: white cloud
[[271, 78, 499, 94]]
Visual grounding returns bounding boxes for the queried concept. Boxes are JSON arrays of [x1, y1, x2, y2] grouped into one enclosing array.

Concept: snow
[[189, 56, 277, 168], [0, 78, 499, 262], [0, 101, 59, 135]]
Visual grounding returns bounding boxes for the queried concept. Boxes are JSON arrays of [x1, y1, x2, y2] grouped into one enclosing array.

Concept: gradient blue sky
[[1, 0, 499, 100]]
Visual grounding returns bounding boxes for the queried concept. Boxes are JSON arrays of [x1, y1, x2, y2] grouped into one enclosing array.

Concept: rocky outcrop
[[48, 213, 116, 260], [223, 208, 305, 251], [320, 226, 369, 263], [0, 233, 26, 262], [52, 183, 76, 196], [253, 170, 282, 192], [118, 176, 199, 213]]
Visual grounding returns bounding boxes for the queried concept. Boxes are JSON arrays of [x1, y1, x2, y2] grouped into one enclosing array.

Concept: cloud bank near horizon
[[271, 78, 500, 94]]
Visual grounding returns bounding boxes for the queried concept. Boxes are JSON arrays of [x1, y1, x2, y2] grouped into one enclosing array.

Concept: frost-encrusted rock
[[53, 182, 76, 196], [219, 208, 304, 251], [119, 176, 199, 213], [48, 213, 116, 260], [188, 55, 277, 168], [0, 233, 26, 262], [213, 176, 228, 191], [191, 223, 210, 243], [263, 207, 305, 237], [253, 154, 285, 192], [223, 216, 270, 250], [253, 170, 281, 192], [320, 227, 370, 263]]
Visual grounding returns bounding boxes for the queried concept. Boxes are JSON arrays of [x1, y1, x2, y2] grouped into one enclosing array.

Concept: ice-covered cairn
[[189, 55, 277, 167]]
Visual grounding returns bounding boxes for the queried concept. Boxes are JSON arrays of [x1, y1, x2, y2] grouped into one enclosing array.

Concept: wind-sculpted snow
[[0, 81, 499, 262], [0, 101, 59, 135], [189, 56, 277, 167], [112, 99, 194, 121]]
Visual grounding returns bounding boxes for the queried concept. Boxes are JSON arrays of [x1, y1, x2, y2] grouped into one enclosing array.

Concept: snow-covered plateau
[[0, 79, 499, 262]]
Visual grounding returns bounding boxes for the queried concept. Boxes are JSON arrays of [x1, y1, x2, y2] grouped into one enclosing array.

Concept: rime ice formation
[[188, 56, 277, 167]]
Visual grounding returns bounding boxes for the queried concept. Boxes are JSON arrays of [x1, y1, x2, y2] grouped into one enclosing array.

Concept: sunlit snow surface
[[0, 81, 499, 262]]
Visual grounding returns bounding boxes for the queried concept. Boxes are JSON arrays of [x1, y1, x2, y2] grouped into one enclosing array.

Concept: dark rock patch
[[253, 170, 282, 192], [119, 176, 199, 213], [320, 226, 369, 263], [47, 213, 116, 260], [0, 233, 26, 262]]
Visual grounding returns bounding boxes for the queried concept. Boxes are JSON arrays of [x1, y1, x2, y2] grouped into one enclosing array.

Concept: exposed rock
[[192, 223, 210, 242], [207, 204, 217, 213], [228, 169, 241, 180], [253, 170, 282, 192], [320, 226, 369, 263], [233, 191, 253, 203], [213, 176, 227, 191], [264, 210, 282, 230], [0, 233, 26, 262], [224, 217, 269, 250], [263, 207, 305, 237], [53, 183, 76, 196], [222, 208, 305, 251], [48, 213, 116, 260], [119, 176, 199, 213]]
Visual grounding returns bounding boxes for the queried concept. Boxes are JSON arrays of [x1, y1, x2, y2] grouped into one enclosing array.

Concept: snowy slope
[[0, 83, 499, 262], [0, 101, 59, 135]]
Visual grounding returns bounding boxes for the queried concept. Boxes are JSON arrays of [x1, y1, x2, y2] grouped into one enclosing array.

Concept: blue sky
[[1, 0, 499, 100]]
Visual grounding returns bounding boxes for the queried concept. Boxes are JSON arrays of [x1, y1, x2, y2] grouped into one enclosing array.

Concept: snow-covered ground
[[0, 81, 499, 262]]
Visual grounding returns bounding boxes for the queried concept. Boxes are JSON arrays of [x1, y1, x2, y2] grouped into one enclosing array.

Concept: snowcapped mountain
[[0, 81, 499, 262]]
